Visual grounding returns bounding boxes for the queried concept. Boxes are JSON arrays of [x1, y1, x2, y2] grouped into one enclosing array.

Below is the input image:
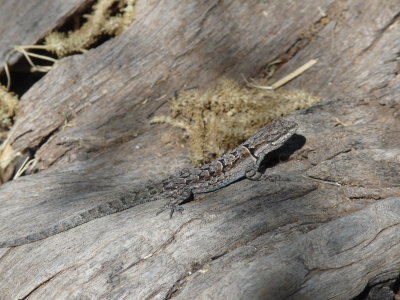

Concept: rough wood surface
[[0, 0, 94, 69], [0, 0, 399, 299]]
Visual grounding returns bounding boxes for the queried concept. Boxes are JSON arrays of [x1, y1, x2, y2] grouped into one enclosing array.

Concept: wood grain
[[0, 0, 399, 299], [0, 0, 94, 69]]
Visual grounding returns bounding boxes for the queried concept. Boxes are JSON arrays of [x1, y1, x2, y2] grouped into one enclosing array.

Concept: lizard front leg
[[245, 164, 293, 182], [245, 168, 263, 180]]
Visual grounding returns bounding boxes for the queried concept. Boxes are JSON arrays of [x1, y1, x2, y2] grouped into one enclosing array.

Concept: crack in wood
[[19, 269, 65, 300], [360, 222, 400, 251]]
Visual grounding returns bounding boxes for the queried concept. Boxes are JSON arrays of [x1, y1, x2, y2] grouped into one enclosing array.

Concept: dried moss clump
[[2, 0, 136, 91], [44, 0, 136, 57], [0, 85, 19, 129], [152, 80, 321, 165]]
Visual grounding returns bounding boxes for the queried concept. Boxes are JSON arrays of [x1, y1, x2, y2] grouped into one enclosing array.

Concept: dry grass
[[0, 84, 19, 129], [152, 79, 321, 165], [3, 0, 137, 89], [44, 0, 136, 57]]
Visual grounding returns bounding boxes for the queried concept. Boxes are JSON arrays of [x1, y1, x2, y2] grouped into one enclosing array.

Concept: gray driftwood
[[0, 0, 94, 69], [0, 0, 399, 299]]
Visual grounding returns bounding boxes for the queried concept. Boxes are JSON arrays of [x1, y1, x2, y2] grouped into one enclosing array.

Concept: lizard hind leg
[[156, 187, 193, 218]]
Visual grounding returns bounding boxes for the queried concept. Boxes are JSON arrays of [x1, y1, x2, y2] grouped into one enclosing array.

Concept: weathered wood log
[[0, 0, 399, 299], [0, 0, 94, 69]]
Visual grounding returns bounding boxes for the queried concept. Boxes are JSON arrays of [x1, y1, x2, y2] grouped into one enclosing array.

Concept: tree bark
[[0, 0, 95, 69], [0, 0, 399, 299]]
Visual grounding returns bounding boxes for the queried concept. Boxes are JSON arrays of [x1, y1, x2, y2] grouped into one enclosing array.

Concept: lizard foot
[[245, 169, 263, 181], [156, 203, 184, 218]]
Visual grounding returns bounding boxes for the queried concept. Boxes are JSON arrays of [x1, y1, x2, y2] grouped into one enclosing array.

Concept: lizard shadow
[[179, 133, 306, 205], [257, 133, 306, 173]]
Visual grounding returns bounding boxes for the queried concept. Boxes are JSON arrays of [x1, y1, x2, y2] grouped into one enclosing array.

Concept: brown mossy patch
[[3, 0, 137, 85], [152, 79, 321, 165], [44, 0, 136, 57], [0, 84, 19, 129]]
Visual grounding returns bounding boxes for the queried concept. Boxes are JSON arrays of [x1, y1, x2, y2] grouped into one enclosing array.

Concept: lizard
[[0, 119, 297, 248]]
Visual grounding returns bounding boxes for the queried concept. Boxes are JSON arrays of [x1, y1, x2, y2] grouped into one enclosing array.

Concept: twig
[[302, 175, 341, 186], [4, 64, 11, 90], [13, 157, 36, 179], [248, 59, 318, 90]]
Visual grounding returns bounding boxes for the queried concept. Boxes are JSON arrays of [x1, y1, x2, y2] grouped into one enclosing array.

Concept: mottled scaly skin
[[160, 119, 298, 215], [184, 118, 297, 192], [0, 119, 297, 248]]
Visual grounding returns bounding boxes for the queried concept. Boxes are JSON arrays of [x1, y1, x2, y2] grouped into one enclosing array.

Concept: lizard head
[[243, 119, 298, 159]]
